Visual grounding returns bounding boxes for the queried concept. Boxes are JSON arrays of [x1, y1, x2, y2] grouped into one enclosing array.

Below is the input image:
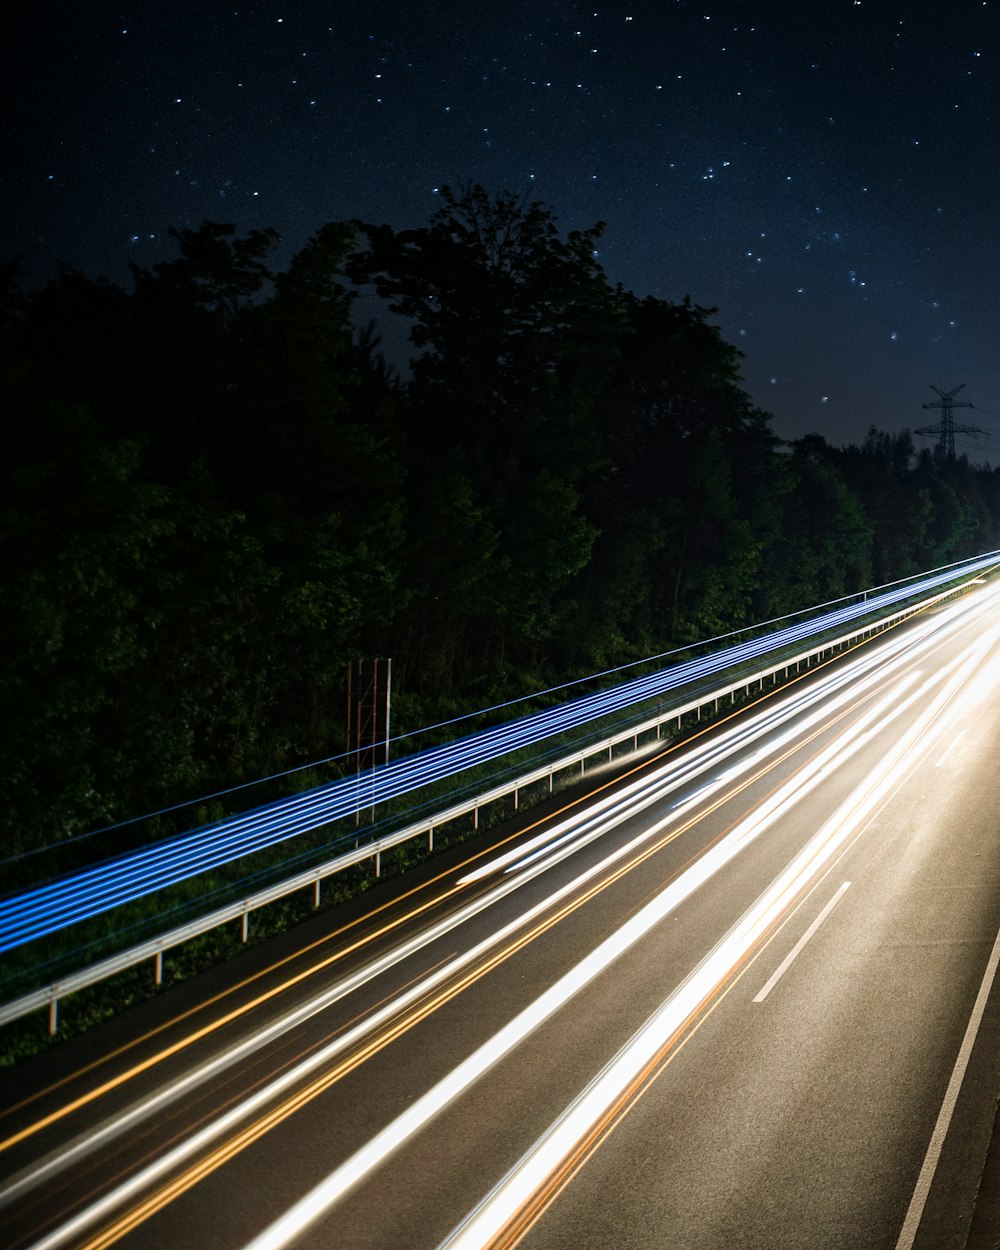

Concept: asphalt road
[[2, 581, 999, 1250]]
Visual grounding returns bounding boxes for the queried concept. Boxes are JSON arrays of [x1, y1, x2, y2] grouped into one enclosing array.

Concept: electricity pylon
[[915, 384, 983, 459]]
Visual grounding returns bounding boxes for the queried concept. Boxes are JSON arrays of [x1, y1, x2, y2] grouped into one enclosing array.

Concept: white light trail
[[460, 583, 1000, 888], [4, 557, 998, 951], [1, 613, 940, 1214], [437, 627, 998, 1250], [239, 658, 951, 1250], [16, 601, 998, 1250], [458, 657, 884, 887]]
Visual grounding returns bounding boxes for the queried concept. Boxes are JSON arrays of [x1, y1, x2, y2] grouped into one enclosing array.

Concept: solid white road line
[[893, 920, 1000, 1250]]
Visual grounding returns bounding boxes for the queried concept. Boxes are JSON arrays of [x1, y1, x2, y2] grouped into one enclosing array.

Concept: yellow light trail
[[3, 618, 897, 1157], [11, 607, 973, 1250], [240, 652, 956, 1250], [437, 628, 998, 1250], [22, 652, 921, 1250]]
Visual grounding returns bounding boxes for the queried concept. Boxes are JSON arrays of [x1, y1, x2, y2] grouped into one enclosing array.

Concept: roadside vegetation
[[3, 186, 999, 1060]]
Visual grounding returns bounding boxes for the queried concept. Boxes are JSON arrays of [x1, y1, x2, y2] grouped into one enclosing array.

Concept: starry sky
[[5, 1, 1000, 455]]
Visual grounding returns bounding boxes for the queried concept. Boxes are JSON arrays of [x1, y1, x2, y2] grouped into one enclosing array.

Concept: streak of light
[[3, 717, 715, 1139], [3, 556, 997, 952], [237, 659, 949, 1250], [23, 783, 733, 1250], [22, 645, 929, 1250], [460, 623, 915, 886], [435, 625, 999, 1250], [1, 589, 946, 1169], [10, 592, 997, 1250], [461, 578, 1000, 887], [0, 876, 462, 1168]]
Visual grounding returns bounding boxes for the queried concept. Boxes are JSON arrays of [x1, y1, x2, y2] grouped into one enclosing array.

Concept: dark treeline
[[3, 185, 1000, 855]]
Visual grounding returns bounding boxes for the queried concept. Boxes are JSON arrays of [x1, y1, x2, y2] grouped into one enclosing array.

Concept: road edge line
[[894, 922, 1000, 1250]]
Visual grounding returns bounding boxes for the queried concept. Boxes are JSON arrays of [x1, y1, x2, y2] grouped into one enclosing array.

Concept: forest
[[3, 185, 1000, 858]]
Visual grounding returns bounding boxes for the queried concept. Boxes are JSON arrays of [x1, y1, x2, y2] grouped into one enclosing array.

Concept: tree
[[350, 185, 626, 694], [758, 435, 872, 613], [588, 294, 786, 644]]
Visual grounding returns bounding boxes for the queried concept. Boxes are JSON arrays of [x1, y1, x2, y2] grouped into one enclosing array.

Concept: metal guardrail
[[7, 552, 1000, 960], [2, 570, 983, 1035]]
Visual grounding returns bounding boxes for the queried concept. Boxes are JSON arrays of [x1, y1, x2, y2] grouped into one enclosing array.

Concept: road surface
[[2, 581, 999, 1250]]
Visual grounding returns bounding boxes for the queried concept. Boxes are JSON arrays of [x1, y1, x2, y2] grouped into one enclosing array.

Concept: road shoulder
[[914, 927, 1000, 1249]]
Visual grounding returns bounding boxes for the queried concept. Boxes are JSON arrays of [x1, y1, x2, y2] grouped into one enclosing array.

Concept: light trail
[[2, 555, 997, 953], [435, 627, 998, 1250], [236, 655, 954, 1250], [5, 578, 992, 1239], [11, 779, 762, 1250], [459, 580, 1000, 885], [11, 618, 945, 1250], [1, 592, 957, 1183]]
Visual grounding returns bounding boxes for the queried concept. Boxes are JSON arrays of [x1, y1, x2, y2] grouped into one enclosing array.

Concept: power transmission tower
[[914, 384, 983, 459]]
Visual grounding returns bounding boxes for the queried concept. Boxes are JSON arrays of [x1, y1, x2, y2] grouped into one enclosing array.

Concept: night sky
[[5, 1, 999, 455]]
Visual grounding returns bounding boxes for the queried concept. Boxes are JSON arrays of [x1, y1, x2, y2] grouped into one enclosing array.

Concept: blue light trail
[[1, 553, 997, 954]]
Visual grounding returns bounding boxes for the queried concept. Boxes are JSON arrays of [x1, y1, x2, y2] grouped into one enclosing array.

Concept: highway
[[2, 579, 999, 1250]]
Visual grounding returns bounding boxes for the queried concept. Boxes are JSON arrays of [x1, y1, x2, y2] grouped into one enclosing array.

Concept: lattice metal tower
[[914, 384, 983, 459]]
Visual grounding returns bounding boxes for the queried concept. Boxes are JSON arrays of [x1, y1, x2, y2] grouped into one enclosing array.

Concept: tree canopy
[[3, 187, 999, 856]]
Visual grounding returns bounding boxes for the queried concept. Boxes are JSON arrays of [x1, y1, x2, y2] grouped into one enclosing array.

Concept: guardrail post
[[428, 828, 434, 851], [548, 771, 554, 792], [48, 996, 58, 1035], [474, 806, 479, 830], [154, 951, 163, 985], [242, 910, 249, 943], [375, 850, 382, 877], [314, 879, 321, 909], [514, 788, 519, 811]]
